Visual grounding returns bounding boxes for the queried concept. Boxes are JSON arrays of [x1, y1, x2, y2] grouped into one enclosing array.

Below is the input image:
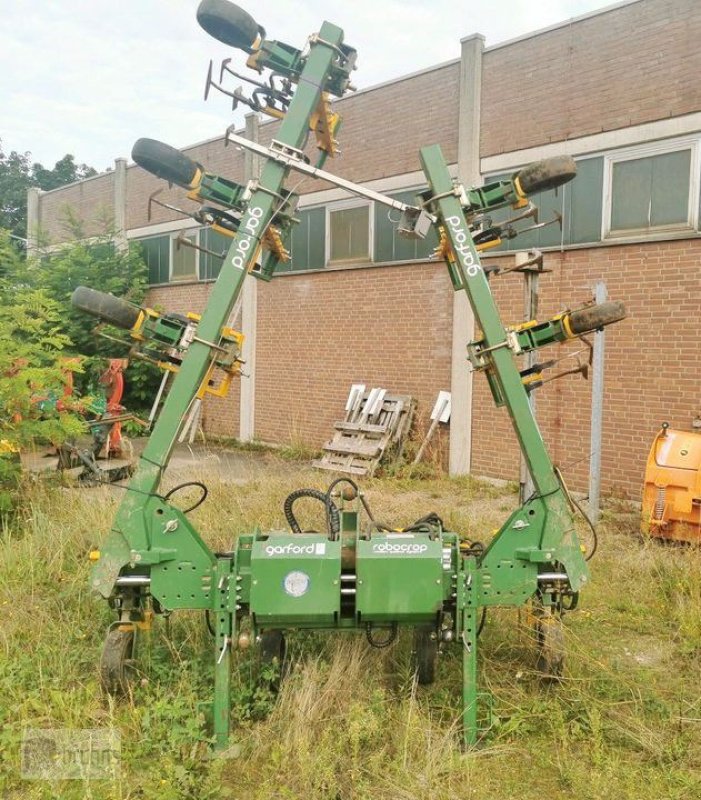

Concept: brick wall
[[472, 239, 701, 497], [39, 173, 115, 241], [255, 262, 453, 454], [143, 237, 701, 499], [481, 0, 701, 156]]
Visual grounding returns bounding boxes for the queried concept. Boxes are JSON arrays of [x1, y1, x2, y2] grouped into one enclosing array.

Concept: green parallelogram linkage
[[91, 20, 350, 599], [418, 144, 588, 594]]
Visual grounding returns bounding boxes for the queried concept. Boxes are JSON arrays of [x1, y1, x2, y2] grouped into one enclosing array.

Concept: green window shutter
[[611, 157, 653, 231], [611, 149, 691, 232], [200, 228, 230, 280], [374, 189, 438, 263], [651, 150, 691, 227], [569, 157, 604, 244], [139, 236, 170, 285], [329, 205, 370, 263], [171, 233, 197, 281], [288, 207, 326, 272]]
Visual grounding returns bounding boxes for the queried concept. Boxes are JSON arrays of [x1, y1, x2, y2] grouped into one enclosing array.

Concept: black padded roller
[[516, 156, 577, 195], [567, 300, 627, 335], [71, 286, 141, 330], [131, 138, 201, 189], [196, 0, 262, 51]]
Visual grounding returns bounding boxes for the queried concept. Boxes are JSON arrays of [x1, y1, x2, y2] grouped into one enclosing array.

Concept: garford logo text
[[229, 206, 264, 271], [445, 215, 481, 278], [265, 542, 326, 556], [372, 543, 428, 554]]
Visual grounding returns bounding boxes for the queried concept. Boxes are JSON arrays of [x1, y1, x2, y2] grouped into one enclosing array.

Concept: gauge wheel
[[71, 286, 141, 330], [131, 138, 201, 189], [259, 630, 287, 692], [516, 155, 577, 195], [567, 300, 627, 335], [412, 625, 438, 685], [100, 626, 136, 695], [535, 608, 565, 678], [196, 0, 262, 51]]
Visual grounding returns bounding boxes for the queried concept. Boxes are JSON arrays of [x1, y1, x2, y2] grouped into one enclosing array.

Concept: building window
[[139, 235, 170, 285], [327, 202, 372, 264], [603, 139, 699, 238], [138, 229, 204, 285], [171, 233, 198, 281], [200, 227, 231, 280], [284, 207, 326, 272]]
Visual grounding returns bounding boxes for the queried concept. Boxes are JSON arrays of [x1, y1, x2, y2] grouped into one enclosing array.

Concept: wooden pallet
[[313, 386, 415, 476]]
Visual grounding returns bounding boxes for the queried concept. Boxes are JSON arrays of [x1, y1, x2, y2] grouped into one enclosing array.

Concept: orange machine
[[642, 422, 701, 543]]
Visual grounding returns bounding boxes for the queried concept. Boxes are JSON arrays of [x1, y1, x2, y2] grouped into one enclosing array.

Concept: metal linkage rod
[[226, 130, 436, 224]]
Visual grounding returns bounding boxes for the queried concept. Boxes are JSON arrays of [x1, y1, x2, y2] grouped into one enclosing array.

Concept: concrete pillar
[[239, 113, 261, 442], [26, 187, 42, 256], [113, 157, 128, 251], [450, 33, 484, 475]]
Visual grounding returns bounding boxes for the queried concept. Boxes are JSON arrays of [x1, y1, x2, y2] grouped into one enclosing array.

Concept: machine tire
[[259, 630, 287, 692], [535, 608, 565, 679], [516, 156, 577, 195], [100, 627, 136, 695], [196, 0, 262, 51], [567, 301, 626, 335], [71, 286, 141, 330], [131, 138, 201, 189], [412, 625, 438, 685]]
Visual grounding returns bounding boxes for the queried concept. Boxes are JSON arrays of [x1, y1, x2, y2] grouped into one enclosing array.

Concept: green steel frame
[[78, 1, 625, 751]]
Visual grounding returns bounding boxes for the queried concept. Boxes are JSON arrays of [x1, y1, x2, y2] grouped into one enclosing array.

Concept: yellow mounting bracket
[[309, 93, 341, 156], [263, 226, 291, 262], [434, 227, 501, 260]]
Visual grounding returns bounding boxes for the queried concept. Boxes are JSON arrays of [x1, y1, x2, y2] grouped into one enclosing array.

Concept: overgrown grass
[[1, 455, 700, 799]]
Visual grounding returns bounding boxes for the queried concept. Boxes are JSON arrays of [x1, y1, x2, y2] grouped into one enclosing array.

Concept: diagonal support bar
[[419, 144, 588, 592], [91, 21, 350, 598]]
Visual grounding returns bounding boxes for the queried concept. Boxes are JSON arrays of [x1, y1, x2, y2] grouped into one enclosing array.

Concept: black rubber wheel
[[100, 627, 136, 695], [567, 300, 626, 335], [196, 0, 262, 51], [71, 286, 141, 330], [259, 630, 287, 692], [131, 138, 201, 189], [412, 625, 438, 685], [516, 155, 577, 195]]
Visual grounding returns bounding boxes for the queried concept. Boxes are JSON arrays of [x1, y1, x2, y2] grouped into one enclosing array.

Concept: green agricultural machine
[[73, 0, 627, 749]]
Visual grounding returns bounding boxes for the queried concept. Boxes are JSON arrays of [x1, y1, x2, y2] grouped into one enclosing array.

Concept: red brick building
[[28, 0, 701, 497]]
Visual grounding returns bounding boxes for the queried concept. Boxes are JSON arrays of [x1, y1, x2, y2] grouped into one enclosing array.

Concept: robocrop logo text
[[445, 215, 481, 278], [372, 543, 429, 555], [264, 542, 326, 557], [230, 206, 264, 270]]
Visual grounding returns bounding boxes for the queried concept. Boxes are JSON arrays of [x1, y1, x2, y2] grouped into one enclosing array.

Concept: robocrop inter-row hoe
[[72, 0, 626, 749]]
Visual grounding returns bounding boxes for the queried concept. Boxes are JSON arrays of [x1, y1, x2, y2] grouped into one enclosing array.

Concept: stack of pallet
[[313, 385, 415, 476]]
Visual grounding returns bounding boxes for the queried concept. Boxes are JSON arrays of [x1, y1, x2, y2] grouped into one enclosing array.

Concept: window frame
[[602, 136, 700, 240], [138, 226, 205, 286], [325, 198, 374, 266], [169, 230, 199, 283]]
